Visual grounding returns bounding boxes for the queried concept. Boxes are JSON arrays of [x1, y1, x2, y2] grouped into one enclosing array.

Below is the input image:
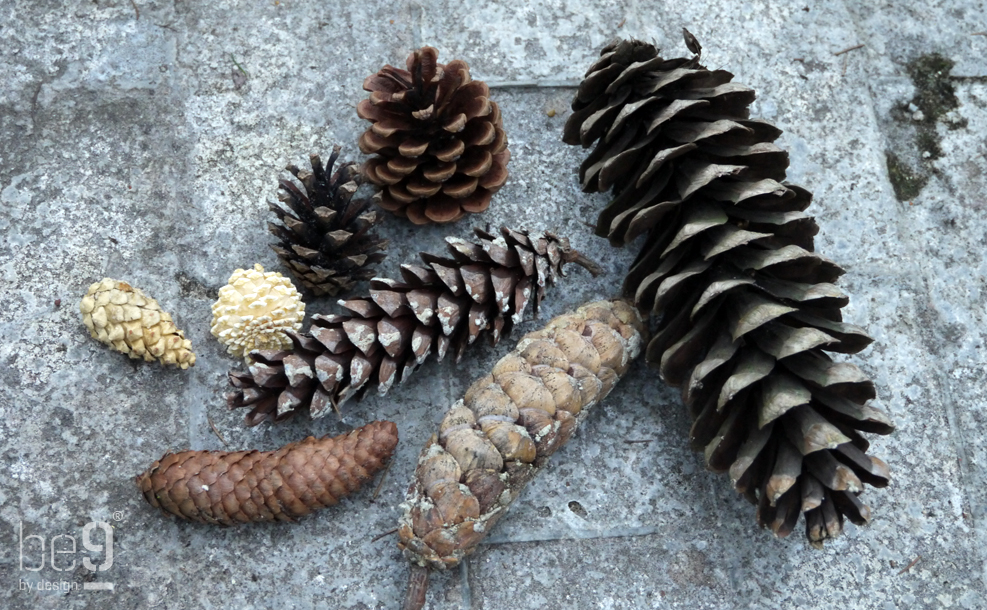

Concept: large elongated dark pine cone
[[358, 46, 510, 225], [269, 146, 388, 297], [227, 227, 601, 426], [564, 34, 893, 546]]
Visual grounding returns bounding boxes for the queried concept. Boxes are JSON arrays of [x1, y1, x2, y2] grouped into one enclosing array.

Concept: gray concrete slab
[[1, 1, 985, 608]]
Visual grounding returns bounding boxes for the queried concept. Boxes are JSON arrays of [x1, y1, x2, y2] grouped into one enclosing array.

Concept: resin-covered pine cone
[[135, 420, 398, 525], [358, 46, 510, 225], [399, 299, 644, 573], [269, 146, 388, 297], [564, 33, 893, 546], [227, 227, 601, 426]]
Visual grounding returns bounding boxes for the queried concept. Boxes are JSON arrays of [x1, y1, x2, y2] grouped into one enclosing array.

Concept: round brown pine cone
[[357, 46, 510, 225], [135, 421, 398, 525]]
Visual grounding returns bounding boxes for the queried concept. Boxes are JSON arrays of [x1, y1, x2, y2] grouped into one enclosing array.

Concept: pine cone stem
[[135, 421, 398, 525], [561, 248, 604, 276], [227, 227, 601, 426], [402, 564, 430, 610]]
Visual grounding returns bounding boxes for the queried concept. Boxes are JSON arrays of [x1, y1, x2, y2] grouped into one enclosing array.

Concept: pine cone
[[227, 227, 602, 426], [269, 146, 388, 297], [135, 420, 398, 525], [80, 278, 196, 369], [564, 34, 893, 546], [210, 264, 306, 360], [396, 300, 644, 608], [358, 46, 510, 225]]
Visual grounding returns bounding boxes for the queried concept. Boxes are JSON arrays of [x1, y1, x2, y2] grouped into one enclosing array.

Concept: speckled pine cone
[[398, 299, 644, 572], [358, 46, 510, 225], [135, 420, 398, 525], [269, 146, 388, 297], [227, 227, 601, 426], [80, 278, 195, 369], [564, 33, 893, 546]]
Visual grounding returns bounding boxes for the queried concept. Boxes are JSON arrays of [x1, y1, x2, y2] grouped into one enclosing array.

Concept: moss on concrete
[[885, 151, 927, 201], [885, 53, 967, 201], [906, 53, 958, 125]]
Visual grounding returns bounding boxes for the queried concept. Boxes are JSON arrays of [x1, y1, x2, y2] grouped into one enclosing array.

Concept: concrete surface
[[1, 1, 986, 608]]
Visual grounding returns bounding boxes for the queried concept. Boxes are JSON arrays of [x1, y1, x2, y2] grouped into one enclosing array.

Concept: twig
[[971, 32, 987, 36], [793, 58, 805, 63], [130, 0, 140, 19], [155, 23, 177, 31], [898, 556, 921, 574], [371, 459, 393, 500], [230, 54, 249, 77], [624, 439, 655, 444], [207, 416, 228, 447], [842, 54, 848, 76], [403, 564, 430, 610], [618, 18, 626, 28], [371, 527, 399, 543], [834, 44, 864, 56]]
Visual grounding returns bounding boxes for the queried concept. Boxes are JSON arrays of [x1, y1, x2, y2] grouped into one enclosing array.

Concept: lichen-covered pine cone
[[358, 46, 510, 225], [227, 227, 601, 426], [135, 420, 398, 525], [396, 300, 643, 608], [269, 146, 388, 297], [80, 278, 195, 369], [564, 34, 893, 546]]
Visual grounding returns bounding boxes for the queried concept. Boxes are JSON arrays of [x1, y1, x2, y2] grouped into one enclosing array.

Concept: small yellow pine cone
[[210, 264, 305, 360], [79, 278, 196, 369]]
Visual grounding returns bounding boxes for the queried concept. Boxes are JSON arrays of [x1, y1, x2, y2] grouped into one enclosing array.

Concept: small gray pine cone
[[564, 33, 893, 546], [269, 146, 388, 297], [358, 46, 510, 225], [227, 227, 602, 426]]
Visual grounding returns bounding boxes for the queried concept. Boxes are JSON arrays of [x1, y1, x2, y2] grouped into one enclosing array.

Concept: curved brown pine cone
[[135, 420, 398, 525], [398, 299, 644, 575], [269, 145, 388, 297], [80, 278, 196, 369], [227, 227, 602, 426], [563, 33, 893, 546], [357, 46, 510, 225]]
